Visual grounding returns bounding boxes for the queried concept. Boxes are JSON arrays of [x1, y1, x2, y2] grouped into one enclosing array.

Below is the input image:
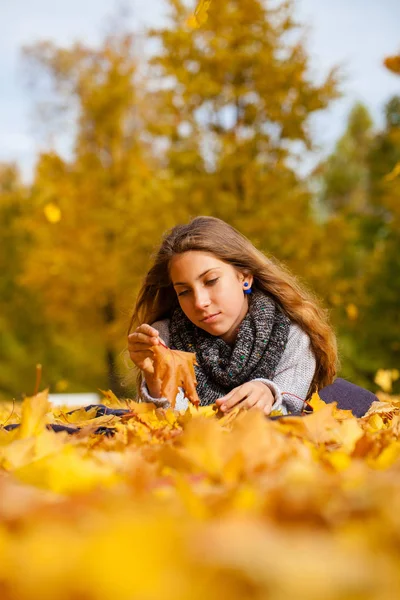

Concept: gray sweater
[[140, 319, 316, 414]]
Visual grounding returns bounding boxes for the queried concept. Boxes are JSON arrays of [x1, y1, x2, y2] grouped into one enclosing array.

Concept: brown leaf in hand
[[151, 345, 200, 409]]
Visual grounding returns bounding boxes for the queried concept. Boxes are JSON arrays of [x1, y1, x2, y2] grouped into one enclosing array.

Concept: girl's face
[[169, 251, 253, 345]]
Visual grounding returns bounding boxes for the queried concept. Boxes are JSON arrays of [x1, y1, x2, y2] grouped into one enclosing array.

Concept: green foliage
[[316, 94, 400, 391]]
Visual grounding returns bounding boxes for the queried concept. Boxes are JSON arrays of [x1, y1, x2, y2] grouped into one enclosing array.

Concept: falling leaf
[[384, 54, 400, 76], [151, 345, 200, 409], [186, 0, 212, 29], [43, 202, 62, 223]]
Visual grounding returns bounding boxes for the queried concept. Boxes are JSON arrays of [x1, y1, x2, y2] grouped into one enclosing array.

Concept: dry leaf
[[151, 345, 200, 409]]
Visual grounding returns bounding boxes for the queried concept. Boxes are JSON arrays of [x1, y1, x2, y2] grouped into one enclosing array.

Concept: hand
[[215, 381, 275, 416], [127, 324, 164, 376]]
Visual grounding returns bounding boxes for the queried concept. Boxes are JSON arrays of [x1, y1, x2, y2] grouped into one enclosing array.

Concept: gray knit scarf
[[169, 291, 291, 406]]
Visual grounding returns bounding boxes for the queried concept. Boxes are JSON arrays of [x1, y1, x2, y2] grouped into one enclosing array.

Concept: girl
[[127, 216, 338, 415]]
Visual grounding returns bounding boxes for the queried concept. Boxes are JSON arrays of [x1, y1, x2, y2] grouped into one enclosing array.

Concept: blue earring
[[243, 282, 252, 295]]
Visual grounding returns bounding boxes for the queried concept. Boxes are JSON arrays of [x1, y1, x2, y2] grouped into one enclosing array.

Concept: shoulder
[[151, 318, 171, 346], [287, 322, 312, 347]]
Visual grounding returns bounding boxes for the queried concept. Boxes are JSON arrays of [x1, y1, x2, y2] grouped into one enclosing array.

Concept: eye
[[205, 277, 219, 286], [177, 289, 190, 297]]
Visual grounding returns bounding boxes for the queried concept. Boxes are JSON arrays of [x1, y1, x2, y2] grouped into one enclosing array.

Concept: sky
[[1, 0, 399, 181]]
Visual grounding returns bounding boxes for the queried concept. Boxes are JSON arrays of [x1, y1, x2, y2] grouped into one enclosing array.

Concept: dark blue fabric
[[319, 377, 378, 418]]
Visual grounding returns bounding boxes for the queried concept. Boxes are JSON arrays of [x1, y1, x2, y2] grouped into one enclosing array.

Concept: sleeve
[[252, 323, 316, 414], [140, 379, 189, 411]]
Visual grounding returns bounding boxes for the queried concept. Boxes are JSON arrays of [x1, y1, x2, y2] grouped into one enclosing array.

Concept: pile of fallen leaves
[[1, 389, 400, 600]]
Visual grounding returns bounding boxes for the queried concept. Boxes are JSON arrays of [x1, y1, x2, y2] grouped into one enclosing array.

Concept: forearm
[[144, 373, 162, 398]]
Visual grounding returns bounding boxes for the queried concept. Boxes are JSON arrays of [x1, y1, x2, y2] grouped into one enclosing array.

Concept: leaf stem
[[34, 364, 42, 396]]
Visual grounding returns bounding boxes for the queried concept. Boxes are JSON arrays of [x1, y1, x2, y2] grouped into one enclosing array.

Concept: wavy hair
[[128, 216, 338, 395]]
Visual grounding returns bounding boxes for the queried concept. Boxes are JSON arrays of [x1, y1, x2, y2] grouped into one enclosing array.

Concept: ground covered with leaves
[[1, 391, 400, 599]]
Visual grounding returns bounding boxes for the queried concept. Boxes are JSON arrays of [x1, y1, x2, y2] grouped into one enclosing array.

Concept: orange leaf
[[384, 55, 400, 76], [151, 345, 200, 409]]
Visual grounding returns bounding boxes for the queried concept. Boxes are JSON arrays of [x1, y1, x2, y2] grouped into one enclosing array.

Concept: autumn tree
[[360, 88, 400, 384], [20, 33, 179, 393], [316, 103, 373, 215], [0, 164, 58, 397], [148, 0, 340, 276], [316, 82, 400, 388]]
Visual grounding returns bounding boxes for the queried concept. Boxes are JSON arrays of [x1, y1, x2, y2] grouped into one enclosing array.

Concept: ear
[[246, 274, 254, 288], [239, 271, 253, 287]]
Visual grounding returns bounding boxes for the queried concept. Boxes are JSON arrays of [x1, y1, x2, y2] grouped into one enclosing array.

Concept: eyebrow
[[173, 268, 221, 287]]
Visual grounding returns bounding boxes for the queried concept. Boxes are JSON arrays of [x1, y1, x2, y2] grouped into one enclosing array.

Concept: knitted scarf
[[169, 291, 291, 406]]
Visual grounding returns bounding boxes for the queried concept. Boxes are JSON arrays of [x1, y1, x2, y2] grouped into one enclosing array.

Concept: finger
[[249, 398, 273, 415], [252, 399, 266, 411], [128, 349, 154, 365], [129, 330, 159, 343], [263, 400, 274, 416], [129, 348, 154, 358], [128, 331, 159, 346], [137, 324, 161, 337], [215, 389, 236, 405], [243, 392, 261, 410], [222, 387, 253, 411]]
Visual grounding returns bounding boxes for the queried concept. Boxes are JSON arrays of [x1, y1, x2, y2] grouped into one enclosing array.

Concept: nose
[[193, 287, 211, 311]]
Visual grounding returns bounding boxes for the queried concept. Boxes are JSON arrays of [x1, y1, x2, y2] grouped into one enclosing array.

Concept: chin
[[201, 322, 229, 337]]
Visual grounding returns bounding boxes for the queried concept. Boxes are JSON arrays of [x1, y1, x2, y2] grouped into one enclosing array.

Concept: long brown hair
[[129, 216, 338, 394]]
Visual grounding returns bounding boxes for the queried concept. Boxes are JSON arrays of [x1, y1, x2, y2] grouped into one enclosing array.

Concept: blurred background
[[1, 0, 399, 400]]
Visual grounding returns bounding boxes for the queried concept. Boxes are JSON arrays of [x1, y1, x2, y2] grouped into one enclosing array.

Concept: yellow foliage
[[374, 368, 400, 393], [384, 161, 400, 182], [346, 303, 359, 321], [0, 390, 400, 598]]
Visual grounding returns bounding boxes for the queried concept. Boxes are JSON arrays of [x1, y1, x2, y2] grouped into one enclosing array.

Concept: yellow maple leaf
[[335, 418, 364, 454], [308, 392, 327, 412], [301, 403, 341, 445], [186, 0, 212, 29], [14, 445, 119, 493], [17, 390, 50, 439], [367, 413, 385, 431]]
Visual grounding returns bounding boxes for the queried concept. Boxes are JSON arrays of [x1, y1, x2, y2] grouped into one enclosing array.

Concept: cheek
[[221, 284, 244, 311]]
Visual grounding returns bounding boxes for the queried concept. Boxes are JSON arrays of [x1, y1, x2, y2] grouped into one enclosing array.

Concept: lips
[[201, 312, 220, 323]]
